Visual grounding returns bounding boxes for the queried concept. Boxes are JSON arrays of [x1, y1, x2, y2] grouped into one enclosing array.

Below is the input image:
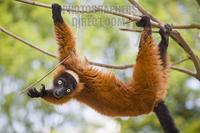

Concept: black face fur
[[53, 72, 77, 99]]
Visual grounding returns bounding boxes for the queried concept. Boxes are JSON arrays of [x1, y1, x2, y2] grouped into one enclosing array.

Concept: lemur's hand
[[136, 16, 151, 28], [52, 3, 63, 23], [27, 84, 47, 98], [159, 24, 172, 39]]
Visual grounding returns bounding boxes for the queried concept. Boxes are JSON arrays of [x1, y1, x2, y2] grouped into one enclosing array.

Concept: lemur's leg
[[158, 24, 171, 68], [154, 25, 179, 133], [52, 4, 76, 61]]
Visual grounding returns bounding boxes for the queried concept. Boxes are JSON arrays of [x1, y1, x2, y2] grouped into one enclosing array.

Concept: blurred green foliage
[[0, 0, 200, 133]]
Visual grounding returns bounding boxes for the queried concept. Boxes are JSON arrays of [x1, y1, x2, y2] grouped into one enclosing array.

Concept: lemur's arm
[[27, 4, 77, 104], [52, 4, 76, 61], [158, 24, 171, 68]]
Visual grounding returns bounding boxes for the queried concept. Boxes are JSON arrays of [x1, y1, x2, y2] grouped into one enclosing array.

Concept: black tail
[[154, 102, 179, 133]]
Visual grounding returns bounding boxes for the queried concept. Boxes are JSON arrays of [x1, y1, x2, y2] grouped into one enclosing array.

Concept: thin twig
[[89, 61, 134, 69], [171, 57, 190, 66], [120, 28, 159, 33], [21, 55, 71, 94], [0, 26, 57, 58], [170, 66, 197, 78], [172, 24, 200, 30], [16, 0, 50, 8]]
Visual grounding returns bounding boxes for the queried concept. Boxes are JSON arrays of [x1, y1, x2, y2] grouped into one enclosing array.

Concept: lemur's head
[[52, 65, 82, 99]]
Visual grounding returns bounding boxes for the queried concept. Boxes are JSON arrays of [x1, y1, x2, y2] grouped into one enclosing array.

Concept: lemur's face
[[52, 71, 78, 99]]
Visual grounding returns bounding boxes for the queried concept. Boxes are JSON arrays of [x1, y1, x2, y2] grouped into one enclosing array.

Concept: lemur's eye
[[57, 79, 63, 85], [66, 89, 71, 93]]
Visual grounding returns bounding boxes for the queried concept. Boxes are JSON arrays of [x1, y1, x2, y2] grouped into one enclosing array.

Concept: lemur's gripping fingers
[[159, 24, 172, 40], [136, 16, 151, 28], [52, 3, 63, 23], [27, 84, 47, 98]]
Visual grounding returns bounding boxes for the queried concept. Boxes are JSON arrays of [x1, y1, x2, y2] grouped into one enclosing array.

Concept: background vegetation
[[0, 0, 200, 133]]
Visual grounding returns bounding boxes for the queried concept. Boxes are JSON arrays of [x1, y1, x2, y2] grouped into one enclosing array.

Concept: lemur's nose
[[53, 89, 64, 99]]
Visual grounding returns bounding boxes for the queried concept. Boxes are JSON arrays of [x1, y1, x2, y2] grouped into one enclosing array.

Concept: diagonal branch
[[171, 57, 190, 66], [128, 0, 161, 24], [21, 54, 71, 94]]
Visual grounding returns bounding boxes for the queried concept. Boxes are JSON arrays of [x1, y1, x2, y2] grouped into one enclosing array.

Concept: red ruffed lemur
[[27, 4, 179, 129]]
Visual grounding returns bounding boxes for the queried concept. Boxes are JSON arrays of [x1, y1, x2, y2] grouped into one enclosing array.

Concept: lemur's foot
[[27, 84, 47, 98], [136, 16, 151, 28], [52, 3, 63, 23], [159, 24, 172, 40]]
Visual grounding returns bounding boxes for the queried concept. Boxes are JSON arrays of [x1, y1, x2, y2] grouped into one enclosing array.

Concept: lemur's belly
[[76, 91, 152, 117]]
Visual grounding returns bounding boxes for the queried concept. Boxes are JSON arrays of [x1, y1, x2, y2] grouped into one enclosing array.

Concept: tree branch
[[172, 24, 200, 30], [128, 0, 161, 24], [21, 55, 71, 94]]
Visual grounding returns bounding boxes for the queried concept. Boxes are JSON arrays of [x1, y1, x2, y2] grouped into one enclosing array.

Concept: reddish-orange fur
[[42, 16, 169, 117]]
